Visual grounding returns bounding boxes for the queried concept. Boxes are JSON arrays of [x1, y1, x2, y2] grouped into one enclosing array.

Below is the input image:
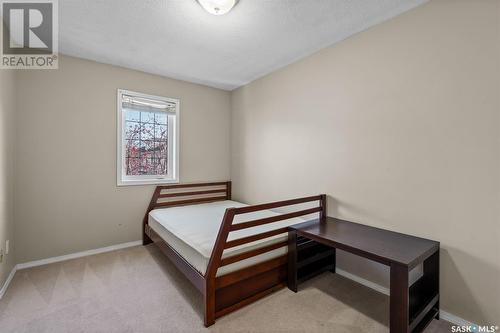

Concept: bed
[[143, 181, 326, 326]]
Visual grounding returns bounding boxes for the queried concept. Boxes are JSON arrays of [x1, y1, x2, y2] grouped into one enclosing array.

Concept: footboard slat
[[229, 207, 322, 231], [220, 241, 288, 267], [231, 195, 322, 214], [224, 227, 288, 248]]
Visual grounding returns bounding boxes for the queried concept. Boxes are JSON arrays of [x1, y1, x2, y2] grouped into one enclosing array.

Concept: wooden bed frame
[[142, 181, 326, 327]]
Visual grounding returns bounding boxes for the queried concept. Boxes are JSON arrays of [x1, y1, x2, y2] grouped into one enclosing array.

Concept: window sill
[[117, 178, 179, 186]]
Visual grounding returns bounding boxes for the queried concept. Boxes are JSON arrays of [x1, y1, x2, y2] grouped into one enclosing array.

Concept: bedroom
[[0, 0, 498, 332]]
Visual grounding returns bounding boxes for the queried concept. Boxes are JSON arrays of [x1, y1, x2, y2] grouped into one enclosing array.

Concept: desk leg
[[287, 230, 298, 292], [330, 248, 336, 273], [390, 263, 409, 333], [424, 251, 440, 320]]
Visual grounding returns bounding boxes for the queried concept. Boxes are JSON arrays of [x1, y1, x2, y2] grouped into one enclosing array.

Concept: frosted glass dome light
[[197, 0, 237, 15]]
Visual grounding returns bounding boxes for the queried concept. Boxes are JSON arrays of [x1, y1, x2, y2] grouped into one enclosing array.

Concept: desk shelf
[[293, 236, 335, 285]]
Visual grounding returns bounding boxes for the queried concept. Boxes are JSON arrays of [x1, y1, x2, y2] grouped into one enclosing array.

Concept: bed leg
[[143, 233, 153, 246], [204, 280, 216, 327], [143, 224, 153, 245]]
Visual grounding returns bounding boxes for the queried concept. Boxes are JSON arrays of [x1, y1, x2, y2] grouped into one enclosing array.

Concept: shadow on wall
[[440, 247, 499, 324], [324, 195, 394, 283], [325, 196, 387, 228]]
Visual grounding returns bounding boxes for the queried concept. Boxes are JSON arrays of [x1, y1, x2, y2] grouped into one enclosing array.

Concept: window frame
[[116, 89, 180, 186]]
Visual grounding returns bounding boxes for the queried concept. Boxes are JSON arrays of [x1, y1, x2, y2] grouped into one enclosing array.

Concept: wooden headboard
[[143, 181, 231, 244]]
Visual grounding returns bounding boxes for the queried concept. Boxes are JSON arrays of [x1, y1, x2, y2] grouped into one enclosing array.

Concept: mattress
[[148, 200, 314, 276]]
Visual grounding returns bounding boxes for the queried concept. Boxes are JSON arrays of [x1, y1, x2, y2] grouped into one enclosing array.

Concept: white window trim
[[116, 89, 180, 186]]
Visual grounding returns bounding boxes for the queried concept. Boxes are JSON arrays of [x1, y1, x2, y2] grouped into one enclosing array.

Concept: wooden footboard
[[204, 193, 326, 326], [142, 182, 326, 327]]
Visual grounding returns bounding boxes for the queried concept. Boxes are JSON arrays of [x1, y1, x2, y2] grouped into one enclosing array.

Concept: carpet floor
[[0, 245, 451, 332]]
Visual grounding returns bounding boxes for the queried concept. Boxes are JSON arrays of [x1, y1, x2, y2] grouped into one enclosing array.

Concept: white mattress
[[149, 200, 314, 276]]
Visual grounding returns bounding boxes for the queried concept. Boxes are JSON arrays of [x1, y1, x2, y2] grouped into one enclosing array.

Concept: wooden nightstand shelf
[[295, 236, 336, 283]]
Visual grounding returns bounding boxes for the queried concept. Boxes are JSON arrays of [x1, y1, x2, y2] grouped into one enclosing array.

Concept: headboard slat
[[159, 189, 227, 198], [155, 196, 228, 208]]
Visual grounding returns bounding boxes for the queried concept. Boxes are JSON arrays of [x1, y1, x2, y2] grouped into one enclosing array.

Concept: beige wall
[[5, 0, 499, 325], [14, 55, 231, 263], [0, 69, 16, 289], [231, 0, 500, 324]]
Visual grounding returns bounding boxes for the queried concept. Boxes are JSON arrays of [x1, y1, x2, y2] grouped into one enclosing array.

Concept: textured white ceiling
[[59, 0, 428, 90]]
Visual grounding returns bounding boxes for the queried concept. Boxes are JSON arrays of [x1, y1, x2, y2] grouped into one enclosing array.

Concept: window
[[117, 89, 179, 186]]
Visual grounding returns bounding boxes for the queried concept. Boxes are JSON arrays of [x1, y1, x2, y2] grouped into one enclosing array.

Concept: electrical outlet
[[6, 240, 9, 255]]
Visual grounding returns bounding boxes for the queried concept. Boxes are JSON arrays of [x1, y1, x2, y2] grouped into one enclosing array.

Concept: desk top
[[290, 217, 439, 268]]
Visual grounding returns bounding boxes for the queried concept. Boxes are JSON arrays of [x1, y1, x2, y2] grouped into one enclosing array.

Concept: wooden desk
[[288, 217, 440, 333]]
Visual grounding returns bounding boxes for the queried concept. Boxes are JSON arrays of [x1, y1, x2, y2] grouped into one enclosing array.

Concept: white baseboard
[[16, 240, 142, 270], [0, 265, 17, 300], [335, 268, 477, 328], [439, 311, 476, 327], [336, 268, 390, 296], [1, 240, 142, 299]]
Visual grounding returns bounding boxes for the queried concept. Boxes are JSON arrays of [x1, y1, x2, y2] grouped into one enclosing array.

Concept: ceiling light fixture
[[197, 0, 237, 15]]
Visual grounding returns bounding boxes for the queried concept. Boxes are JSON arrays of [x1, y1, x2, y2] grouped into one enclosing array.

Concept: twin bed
[[143, 181, 326, 326]]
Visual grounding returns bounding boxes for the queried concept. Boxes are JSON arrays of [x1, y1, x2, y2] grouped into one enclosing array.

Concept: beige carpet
[[0, 245, 451, 332]]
